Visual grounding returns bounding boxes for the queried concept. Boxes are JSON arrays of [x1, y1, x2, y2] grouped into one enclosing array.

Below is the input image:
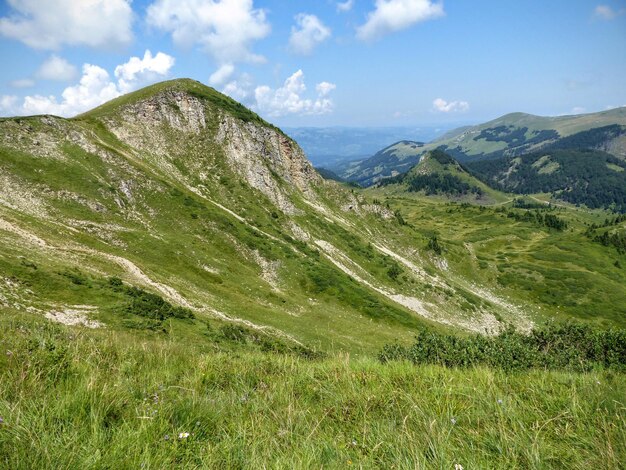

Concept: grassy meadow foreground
[[1, 311, 624, 469]]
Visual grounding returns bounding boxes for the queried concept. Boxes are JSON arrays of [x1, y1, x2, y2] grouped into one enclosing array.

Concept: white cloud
[[337, 0, 355, 12], [432, 98, 469, 113], [0, 0, 133, 50], [9, 78, 35, 88], [253, 70, 335, 117], [22, 64, 120, 116], [0, 95, 19, 113], [2, 50, 174, 118], [114, 50, 175, 93], [36, 55, 78, 81], [357, 0, 444, 41], [209, 63, 235, 86], [316, 82, 336, 97], [147, 0, 270, 64], [289, 14, 331, 55], [222, 73, 255, 104], [593, 5, 621, 20], [571, 106, 586, 114]]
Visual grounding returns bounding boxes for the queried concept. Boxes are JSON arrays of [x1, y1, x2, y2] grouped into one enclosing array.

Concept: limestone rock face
[[216, 114, 321, 214], [99, 87, 322, 214]]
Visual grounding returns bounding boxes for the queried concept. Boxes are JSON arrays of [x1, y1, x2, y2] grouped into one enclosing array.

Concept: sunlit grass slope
[[0, 311, 624, 469]]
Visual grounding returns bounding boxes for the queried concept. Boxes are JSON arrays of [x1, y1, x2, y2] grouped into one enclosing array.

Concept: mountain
[[3, 79, 625, 468], [334, 140, 425, 186], [338, 108, 626, 186], [0, 79, 542, 355], [466, 149, 626, 211], [375, 149, 506, 204], [437, 109, 626, 161]]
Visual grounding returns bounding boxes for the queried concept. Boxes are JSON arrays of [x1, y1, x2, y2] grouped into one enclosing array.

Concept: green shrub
[[379, 321, 626, 372]]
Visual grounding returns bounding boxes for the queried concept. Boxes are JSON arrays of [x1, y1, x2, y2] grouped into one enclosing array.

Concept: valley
[[1, 80, 624, 468]]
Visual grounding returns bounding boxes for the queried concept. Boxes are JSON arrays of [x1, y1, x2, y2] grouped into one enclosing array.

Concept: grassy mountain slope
[[436, 108, 626, 161], [339, 108, 626, 186], [1, 79, 548, 355], [374, 149, 509, 204], [371, 195, 626, 327], [466, 149, 626, 212], [2, 310, 624, 468]]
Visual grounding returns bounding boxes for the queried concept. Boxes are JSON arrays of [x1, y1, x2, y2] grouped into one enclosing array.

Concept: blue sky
[[0, 0, 625, 127]]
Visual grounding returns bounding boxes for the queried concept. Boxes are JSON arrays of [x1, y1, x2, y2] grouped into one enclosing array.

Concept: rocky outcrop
[[100, 87, 322, 215], [216, 114, 321, 214]]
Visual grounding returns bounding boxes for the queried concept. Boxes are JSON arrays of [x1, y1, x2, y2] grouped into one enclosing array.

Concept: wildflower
[[0, 417, 4, 424], [6, 350, 12, 356], [455, 464, 464, 470], [196, 421, 201, 427], [164, 434, 170, 441], [596, 380, 601, 385], [497, 399, 503, 404], [179, 432, 190, 439], [450, 417, 457, 425], [351, 439, 357, 447]]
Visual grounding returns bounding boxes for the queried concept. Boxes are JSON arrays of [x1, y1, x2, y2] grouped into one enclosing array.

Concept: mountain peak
[[78, 78, 277, 132]]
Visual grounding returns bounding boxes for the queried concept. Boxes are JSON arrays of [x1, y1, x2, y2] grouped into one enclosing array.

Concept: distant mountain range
[[283, 125, 455, 167], [328, 108, 626, 187]]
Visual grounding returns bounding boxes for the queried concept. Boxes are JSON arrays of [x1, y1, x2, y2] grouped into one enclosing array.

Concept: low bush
[[379, 321, 626, 372]]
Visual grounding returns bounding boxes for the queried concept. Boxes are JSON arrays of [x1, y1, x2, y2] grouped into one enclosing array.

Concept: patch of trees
[[404, 173, 484, 196], [506, 210, 568, 231], [545, 125, 626, 152], [466, 150, 626, 212], [379, 321, 626, 372], [591, 231, 626, 254], [474, 125, 528, 144], [512, 198, 551, 209]]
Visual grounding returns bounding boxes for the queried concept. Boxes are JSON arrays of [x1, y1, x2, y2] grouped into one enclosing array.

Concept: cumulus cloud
[[222, 73, 255, 104], [22, 64, 120, 116], [337, 0, 355, 12], [36, 55, 78, 81], [114, 50, 176, 93], [432, 98, 469, 113], [357, 0, 444, 41], [316, 82, 336, 97], [593, 5, 621, 20], [209, 63, 235, 86], [219, 70, 336, 117], [289, 14, 331, 56], [571, 106, 586, 114], [253, 70, 335, 117], [0, 0, 133, 50], [9, 78, 35, 88], [0, 95, 19, 113], [2, 50, 174, 118], [147, 0, 270, 64]]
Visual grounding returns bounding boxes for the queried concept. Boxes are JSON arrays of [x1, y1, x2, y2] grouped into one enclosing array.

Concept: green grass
[[1, 311, 624, 469], [372, 195, 626, 327]]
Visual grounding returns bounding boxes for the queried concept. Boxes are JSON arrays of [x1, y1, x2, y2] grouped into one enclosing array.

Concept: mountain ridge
[[1, 79, 547, 354], [334, 107, 626, 187]]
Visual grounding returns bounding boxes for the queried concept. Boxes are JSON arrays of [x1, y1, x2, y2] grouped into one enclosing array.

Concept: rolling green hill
[[375, 149, 509, 204], [338, 108, 626, 186], [466, 149, 626, 212]]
